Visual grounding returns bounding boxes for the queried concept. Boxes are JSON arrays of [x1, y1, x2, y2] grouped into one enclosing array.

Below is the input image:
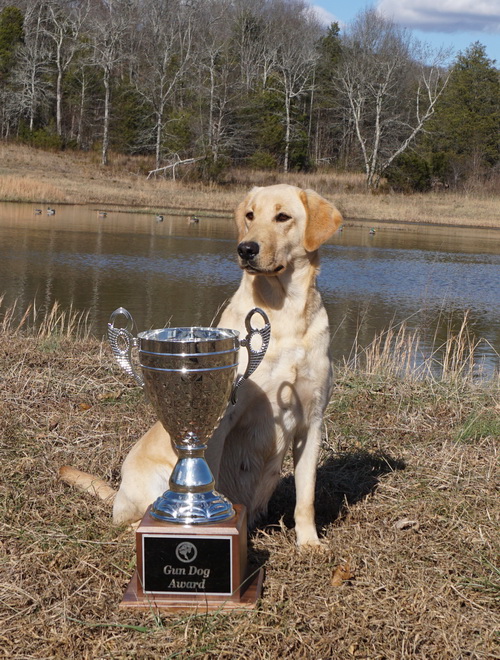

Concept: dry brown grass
[[0, 174, 68, 204], [1, 143, 499, 228], [0, 296, 92, 339], [345, 313, 499, 383], [337, 191, 500, 229], [1, 303, 498, 659], [0, 143, 242, 211]]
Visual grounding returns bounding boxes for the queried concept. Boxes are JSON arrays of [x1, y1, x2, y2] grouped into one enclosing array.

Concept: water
[[1, 202, 499, 376]]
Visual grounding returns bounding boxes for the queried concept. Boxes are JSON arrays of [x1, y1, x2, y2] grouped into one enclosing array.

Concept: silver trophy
[[107, 307, 270, 526]]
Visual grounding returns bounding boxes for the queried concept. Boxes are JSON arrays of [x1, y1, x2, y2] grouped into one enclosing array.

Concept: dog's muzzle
[[237, 241, 260, 262], [237, 240, 284, 274]]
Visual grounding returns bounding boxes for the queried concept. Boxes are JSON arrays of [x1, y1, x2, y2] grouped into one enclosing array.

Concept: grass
[[0, 296, 92, 340], [346, 311, 499, 383], [0, 304, 498, 658], [1, 143, 500, 229]]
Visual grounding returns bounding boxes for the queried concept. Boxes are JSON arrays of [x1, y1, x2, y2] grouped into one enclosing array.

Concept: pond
[[1, 202, 499, 377]]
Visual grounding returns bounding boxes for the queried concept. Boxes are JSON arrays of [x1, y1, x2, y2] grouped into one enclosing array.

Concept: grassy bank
[[1, 143, 499, 229], [1, 308, 498, 658]]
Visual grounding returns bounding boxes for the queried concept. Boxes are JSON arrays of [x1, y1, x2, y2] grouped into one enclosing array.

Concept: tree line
[[0, 0, 499, 190]]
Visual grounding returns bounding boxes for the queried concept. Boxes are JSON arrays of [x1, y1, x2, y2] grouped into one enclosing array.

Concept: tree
[[313, 22, 344, 166], [425, 42, 500, 186], [13, 0, 53, 132], [231, 4, 268, 92], [191, 0, 240, 165], [227, 2, 279, 166], [267, 1, 321, 172], [133, 0, 193, 169], [43, 0, 87, 137], [2, 0, 498, 185], [0, 5, 23, 79], [0, 5, 24, 138], [62, 38, 98, 149], [333, 8, 450, 187], [89, 0, 131, 165]]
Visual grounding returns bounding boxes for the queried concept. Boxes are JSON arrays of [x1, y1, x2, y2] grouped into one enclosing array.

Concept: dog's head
[[235, 184, 342, 275]]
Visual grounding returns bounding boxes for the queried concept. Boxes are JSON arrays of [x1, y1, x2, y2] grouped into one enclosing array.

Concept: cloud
[[377, 0, 500, 33], [311, 5, 343, 28]]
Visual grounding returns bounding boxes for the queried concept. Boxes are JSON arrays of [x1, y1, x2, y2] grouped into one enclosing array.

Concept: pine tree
[[426, 42, 500, 184], [0, 6, 24, 80]]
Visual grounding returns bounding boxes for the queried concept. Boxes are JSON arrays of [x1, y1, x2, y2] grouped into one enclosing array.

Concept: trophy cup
[[107, 307, 270, 611]]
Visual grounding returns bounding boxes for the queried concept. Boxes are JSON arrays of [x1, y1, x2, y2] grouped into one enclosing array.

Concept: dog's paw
[[295, 528, 326, 550], [298, 539, 328, 553]]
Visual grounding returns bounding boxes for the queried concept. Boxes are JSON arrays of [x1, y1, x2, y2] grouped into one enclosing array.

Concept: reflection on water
[[0, 201, 499, 376]]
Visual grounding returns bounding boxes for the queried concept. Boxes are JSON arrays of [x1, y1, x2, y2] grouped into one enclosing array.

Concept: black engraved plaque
[[142, 535, 233, 595]]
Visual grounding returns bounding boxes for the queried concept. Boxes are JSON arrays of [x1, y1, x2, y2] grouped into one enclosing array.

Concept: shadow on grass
[[259, 450, 406, 536]]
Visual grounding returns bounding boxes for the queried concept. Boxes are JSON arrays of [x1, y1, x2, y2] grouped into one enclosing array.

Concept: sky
[[310, 0, 500, 65]]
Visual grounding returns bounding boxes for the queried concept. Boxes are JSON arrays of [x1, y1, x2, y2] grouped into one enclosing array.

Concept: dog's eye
[[276, 213, 291, 222], [245, 211, 254, 220]]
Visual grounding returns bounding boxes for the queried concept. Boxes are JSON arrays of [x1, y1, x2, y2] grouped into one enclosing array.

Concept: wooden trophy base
[[120, 504, 264, 612]]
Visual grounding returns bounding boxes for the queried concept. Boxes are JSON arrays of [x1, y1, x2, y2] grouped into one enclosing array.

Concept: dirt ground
[[1, 327, 498, 659]]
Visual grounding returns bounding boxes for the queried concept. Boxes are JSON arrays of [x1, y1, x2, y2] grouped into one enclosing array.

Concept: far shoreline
[[1, 143, 499, 231], [2, 198, 499, 233]]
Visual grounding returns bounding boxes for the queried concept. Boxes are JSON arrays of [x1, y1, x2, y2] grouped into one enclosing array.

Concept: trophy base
[[119, 504, 264, 612], [150, 488, 235, 525]]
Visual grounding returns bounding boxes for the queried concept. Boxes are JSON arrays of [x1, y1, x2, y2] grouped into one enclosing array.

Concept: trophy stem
[[150, 432, 235, 524]]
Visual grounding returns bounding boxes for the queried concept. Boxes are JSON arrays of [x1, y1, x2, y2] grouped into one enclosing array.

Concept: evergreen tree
[[313, 22, 344, 165], [0, 5, 23, 80], [426, 42, 500, 185]]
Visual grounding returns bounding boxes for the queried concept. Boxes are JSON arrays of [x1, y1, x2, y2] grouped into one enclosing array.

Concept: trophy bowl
[[108, 307, 270, 526]]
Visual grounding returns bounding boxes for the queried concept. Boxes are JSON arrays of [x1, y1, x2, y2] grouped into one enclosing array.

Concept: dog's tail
[[58, 466, 116, 503]]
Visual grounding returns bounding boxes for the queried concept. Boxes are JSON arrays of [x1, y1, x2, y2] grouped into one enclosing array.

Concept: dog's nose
[[237, 241, 260, 260]]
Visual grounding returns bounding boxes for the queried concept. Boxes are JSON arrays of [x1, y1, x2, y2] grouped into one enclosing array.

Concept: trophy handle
[[107, 307, 144, 388], [231, 307, 271, 404]]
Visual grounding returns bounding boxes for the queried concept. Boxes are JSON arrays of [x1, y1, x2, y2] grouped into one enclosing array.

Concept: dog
[[60, 184, 342, 546]]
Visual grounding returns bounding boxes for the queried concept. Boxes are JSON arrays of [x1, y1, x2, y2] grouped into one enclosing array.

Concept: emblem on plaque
[[176, 542, 197, 563]]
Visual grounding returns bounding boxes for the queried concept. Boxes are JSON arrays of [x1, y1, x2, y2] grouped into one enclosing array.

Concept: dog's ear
[[235, 187, 261, 242], [301, 189, 343, 252]]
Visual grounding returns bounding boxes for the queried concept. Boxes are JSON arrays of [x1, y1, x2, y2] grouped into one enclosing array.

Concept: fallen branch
[[147, 156, 205, 180]]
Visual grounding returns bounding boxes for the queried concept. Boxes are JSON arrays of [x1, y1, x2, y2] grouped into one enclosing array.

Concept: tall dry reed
[[342, 312, 497, 383], [0, 296, 91, 339], [2, 296, 496, 384]]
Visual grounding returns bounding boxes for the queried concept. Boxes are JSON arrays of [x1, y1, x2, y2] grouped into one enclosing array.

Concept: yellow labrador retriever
[[60, 184, 342, 546]]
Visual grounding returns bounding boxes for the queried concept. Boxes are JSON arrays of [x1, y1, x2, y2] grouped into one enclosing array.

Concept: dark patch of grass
[[457, 408, 500, 442]]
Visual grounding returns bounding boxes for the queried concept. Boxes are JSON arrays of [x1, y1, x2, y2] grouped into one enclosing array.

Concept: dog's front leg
[[293, 424, 323, 547], [205, 423, 227, 485]]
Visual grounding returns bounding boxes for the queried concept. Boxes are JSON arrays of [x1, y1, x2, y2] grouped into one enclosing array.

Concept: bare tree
[[191, 0, 240, 164], [89, 0, 131, 165], [14, 0, 52, 132], [43, 0, 88, 137], [68, 47, 94, 148], [334, 9, 450, 187], [0, 0, 468, 182], [133, 0, 193, 170], [232, 0, 271, 92], [267, 2, 321, 172]]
